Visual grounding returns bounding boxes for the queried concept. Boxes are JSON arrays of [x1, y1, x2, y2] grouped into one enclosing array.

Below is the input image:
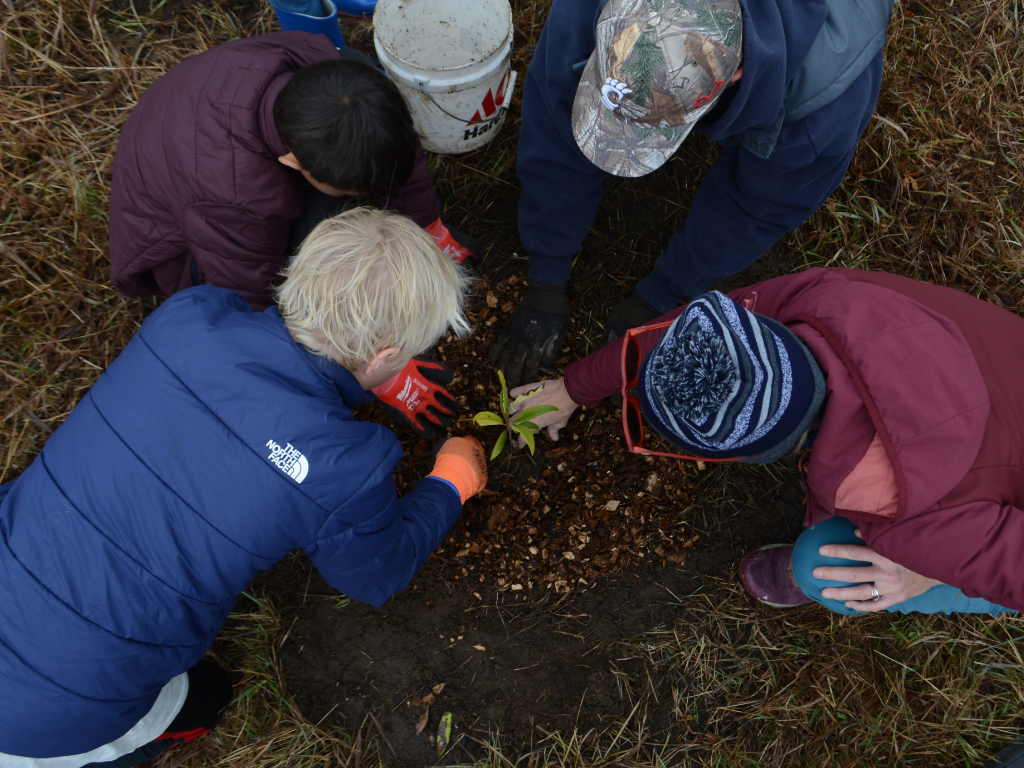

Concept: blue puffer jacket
[[0, 287, 461, 758]]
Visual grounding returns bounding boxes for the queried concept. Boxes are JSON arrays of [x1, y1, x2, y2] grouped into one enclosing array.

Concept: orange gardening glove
[[428, 436, 487, 503]]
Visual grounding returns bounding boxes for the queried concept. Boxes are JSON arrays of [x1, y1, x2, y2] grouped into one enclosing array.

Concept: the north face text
[[266, 439, 309, 483]]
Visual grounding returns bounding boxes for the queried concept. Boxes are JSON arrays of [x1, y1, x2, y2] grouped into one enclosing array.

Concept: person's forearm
[[519, 133, 603, 284], [562, 306, 688, 407], [366, 478, 463, 601], [398, 476, 464, 549], [637, 144, 857, 310], [517, 0, 605, 281], [519, 138, 604, 282], [312, 477, 462, 608]]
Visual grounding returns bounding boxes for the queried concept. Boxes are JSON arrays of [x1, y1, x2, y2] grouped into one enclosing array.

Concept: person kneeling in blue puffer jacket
[[0, 208, 486, 768]]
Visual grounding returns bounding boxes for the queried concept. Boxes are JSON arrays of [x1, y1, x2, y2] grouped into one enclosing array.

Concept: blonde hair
[[277, 208, 471, 369]]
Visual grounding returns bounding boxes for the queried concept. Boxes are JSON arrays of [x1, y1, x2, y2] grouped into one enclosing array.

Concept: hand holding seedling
[[473, 371, 559, 459], [508, 378, 579, 448], [815, 529, 943, 612]]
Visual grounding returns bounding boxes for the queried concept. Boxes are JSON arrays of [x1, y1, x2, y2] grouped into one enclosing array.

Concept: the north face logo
[[266, 439, 308, 484]]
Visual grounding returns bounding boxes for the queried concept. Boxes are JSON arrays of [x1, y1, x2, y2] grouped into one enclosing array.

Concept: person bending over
[[510, 268, 1021, 616], [109, 32, 478, 438], [0, 209, 487, 767], [492, 0, 895, 386]]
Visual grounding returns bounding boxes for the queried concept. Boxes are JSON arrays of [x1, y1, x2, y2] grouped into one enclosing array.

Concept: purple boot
[[739, 544, 814, 608]]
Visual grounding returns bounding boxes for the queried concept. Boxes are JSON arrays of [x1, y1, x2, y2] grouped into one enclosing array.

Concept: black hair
[[273, 59, 418, 197]]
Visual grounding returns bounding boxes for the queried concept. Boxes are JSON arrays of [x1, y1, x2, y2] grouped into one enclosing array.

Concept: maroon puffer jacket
[[564, 268, 1024, 610], [109, 32, 441, 310]]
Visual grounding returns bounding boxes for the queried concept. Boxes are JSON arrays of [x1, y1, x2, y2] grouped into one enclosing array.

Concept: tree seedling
[[473, 371, 557, 460]]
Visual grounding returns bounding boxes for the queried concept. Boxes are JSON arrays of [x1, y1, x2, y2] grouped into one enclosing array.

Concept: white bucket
[[373, 0, 517, 154]]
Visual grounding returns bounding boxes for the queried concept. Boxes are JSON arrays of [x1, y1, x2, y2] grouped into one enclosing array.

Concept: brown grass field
[[2, 0, 1023, 765]]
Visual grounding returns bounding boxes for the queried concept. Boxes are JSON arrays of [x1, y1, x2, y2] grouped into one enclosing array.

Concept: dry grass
[[796, 0, 1023, 298], [0, 0, 271, 480], [2, 0, 1023, 766], [455, 585, 1024, 767], [153, 593, 380, 768], [633, 582, 1024, 766]]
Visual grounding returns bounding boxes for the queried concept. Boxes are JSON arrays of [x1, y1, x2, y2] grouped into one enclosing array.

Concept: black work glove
[[372, 357, 459, 440], [488, 280, 570, 388], [605, 289, 661, 341], [446, 225, 482, 268]]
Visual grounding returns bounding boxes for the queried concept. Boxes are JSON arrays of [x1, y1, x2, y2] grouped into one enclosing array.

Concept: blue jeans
[[791, 516, 1015, 616]]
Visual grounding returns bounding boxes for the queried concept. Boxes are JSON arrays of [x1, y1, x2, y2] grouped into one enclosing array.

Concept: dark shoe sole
[[737, 544, 813, 609]]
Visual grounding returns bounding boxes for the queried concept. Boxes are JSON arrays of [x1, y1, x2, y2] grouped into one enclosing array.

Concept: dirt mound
[[377, 274, 704, 595], [266, 470, 805, 763]]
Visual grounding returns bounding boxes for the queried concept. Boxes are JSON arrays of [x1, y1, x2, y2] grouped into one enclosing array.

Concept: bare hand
[[815, 530, 942, 612], [508, 378, 580, 448]]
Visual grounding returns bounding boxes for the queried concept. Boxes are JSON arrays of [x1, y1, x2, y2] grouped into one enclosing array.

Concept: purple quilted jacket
[[109, 32, 440, 310]]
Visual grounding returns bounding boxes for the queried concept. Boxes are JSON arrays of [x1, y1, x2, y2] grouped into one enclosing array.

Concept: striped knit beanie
[[638, 291, 826, 463]]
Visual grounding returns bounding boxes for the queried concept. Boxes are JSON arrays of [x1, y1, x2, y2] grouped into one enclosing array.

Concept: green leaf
[[511, 423, 537, 455], [497, 370, 510, 419], [512, 420, 540, 432], [511, 386, 543, 408], [514, 404, 558, 423], [490, 429, 508, 460], [473, 411, 505, 427], [437, 711, 453, 757]]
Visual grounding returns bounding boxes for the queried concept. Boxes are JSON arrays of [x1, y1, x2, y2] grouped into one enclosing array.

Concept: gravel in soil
[[376, 274, 713, 595], [360, 247, 803, 595]]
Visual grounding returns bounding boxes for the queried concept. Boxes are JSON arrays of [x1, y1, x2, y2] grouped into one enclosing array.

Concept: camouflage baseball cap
[[572, 0, 742, 177]]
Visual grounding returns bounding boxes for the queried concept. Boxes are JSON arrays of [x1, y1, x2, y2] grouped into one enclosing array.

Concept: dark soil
[[267, 128, 809, 758], [275, 276, 808, 766], [262, 471, 804, 765], [260, 6, 809, 762]]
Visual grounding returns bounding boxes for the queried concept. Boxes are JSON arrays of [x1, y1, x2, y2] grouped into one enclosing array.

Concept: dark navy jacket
[[0, 287, 461, 758], [517, 0, 888, 310]]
